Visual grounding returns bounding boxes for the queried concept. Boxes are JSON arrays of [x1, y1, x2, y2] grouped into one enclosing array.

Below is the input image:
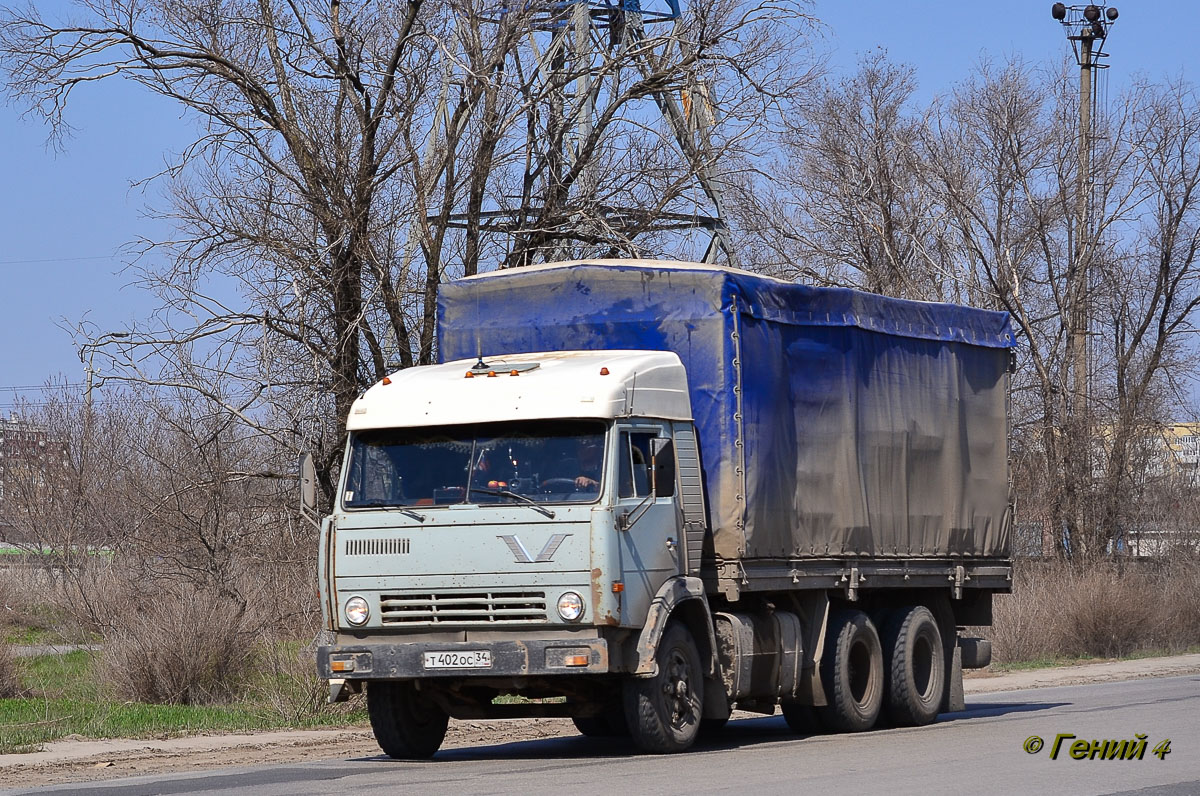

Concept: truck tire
[[572, 701, 629, 737], [817, 609, 884, 732], [780, 700, 826, 734], [881, 605, 945, 727], [699, 713, 730, 737], [367, 681, 449, 759], [573, 715, 618, 737], [623, 622, 704, 753]]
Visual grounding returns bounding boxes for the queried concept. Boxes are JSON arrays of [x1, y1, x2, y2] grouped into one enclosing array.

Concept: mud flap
[[328, 677, 362, 704], [946, 644, 965, 713]]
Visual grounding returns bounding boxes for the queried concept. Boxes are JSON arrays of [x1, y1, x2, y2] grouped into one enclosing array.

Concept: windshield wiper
[[468, 487, 556, 519], [351, 500, 426, 522]]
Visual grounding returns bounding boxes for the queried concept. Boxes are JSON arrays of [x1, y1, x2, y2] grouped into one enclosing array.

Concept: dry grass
[[98, 585, 255, 705], [1054, 568, 1160, 658], [1161, 560, 1200, 644], [988, 559, 1200, 663], [255, 631, 364, 722], [0, 641, 19, 698]]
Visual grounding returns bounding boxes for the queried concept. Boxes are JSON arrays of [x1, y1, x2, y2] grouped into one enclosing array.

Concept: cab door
[[614, 424, 682, 625]]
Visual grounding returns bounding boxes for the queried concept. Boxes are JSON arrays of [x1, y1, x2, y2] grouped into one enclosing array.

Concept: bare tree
[[763, 55, 1200, 561], [1, 2, 818, 500], [748, 57, 945, 296]]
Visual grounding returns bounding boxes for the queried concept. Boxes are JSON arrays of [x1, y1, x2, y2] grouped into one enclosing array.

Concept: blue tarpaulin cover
[[439, 261, 1014, 562]]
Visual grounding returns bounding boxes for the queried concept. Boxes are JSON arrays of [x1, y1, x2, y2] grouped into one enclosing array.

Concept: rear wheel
[[817, 609, 884, 732], [367, 681, 449, 759], [881, 605, 945, 727], [624, 622, 705, 753], [780, 699, 825, 734]]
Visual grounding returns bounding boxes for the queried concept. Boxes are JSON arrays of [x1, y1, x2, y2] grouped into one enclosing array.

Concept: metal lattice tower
[[440, 0, 737, 267]]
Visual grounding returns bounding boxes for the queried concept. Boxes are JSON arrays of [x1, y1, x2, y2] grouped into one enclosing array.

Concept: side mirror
[[299, 452, 320, 527], [650, 438, 676, 497]]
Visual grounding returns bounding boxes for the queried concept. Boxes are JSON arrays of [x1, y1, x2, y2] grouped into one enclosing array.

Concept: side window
[[618, 431, 656, 499], [346, 442, 400, 504]]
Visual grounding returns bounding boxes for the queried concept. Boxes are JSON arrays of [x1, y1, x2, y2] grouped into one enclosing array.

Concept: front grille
[[379, 591, 547, 625]]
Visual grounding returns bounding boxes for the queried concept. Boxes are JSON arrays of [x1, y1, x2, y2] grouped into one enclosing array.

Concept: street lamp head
[[1106, 6, 1118, 21], [1051, 3, 1066, 20], [1083, 4, 1101, 22]]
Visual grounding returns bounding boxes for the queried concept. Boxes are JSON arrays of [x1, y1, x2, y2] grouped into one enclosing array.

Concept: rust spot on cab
[[590, 568, 603, 605], [591, 568, 620, 625]]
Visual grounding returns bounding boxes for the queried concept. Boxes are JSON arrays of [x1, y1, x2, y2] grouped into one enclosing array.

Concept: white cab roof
[[347, 350, 691, 431]]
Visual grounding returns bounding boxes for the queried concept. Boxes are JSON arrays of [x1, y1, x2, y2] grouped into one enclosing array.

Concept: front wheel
[[367, 681, 449, 759], [624, 622, 705, 753]]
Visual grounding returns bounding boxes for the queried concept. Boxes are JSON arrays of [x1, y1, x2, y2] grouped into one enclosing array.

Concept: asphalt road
[[5, 675, 1199, 796]]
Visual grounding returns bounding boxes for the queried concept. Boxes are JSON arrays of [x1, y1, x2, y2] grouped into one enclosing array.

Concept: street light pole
[[83, 332, 131, 410], [1074, 27, 1093, 414], [1051, 3, 1118, 556], [1052, 3, 1118, 417]]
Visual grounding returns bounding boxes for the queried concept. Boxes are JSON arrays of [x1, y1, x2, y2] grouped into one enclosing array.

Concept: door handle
[[666, 537, 677, 552]]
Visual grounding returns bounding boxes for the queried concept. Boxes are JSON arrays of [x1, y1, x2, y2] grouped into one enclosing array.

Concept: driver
[[575, 440, 603, 490]]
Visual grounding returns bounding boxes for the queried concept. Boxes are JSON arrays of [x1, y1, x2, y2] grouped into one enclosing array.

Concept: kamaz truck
[[310, 260, 1015, 756]]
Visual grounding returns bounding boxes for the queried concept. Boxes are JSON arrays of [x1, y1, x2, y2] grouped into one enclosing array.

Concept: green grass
[[989, 655, 1098, 672], [0, 651, 366, 754], [0, 546, 113, 557], [2, 626, 58, 646], [0, 695, 365, 754], [988, 644, 1200, 673]]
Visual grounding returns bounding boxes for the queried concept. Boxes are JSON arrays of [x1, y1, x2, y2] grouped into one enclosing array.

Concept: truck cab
[[316, 350, 711, 754]]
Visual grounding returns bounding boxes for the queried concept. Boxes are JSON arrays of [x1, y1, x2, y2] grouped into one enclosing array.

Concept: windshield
[[342, 420, 606, 510]]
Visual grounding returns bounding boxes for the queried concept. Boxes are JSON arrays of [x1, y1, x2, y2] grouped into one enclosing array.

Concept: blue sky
[[0, 0, 1194, 408]]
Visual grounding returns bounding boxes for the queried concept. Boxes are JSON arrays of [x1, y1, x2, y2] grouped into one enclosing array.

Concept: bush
[[256, 631, 360, 722], [0, 641, 19, 698], [0, 563, 54, 637], [1161, 560, 1200, 651], [99, 586, 255, 705], [988, 559, 1200, 663], [1054, 568, 1159, 659], [987, 563, 1063, 662]]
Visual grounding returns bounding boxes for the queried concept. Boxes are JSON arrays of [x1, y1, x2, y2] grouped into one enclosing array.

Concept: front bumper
[[316, 637, 610, 680]]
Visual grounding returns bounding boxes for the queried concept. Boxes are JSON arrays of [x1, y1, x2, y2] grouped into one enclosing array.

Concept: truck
[[308, 259, 1015, 756]]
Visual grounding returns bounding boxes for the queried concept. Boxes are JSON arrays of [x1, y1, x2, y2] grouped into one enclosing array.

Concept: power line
[[0, 255, 123, 266], [0, 384, 86, 393]]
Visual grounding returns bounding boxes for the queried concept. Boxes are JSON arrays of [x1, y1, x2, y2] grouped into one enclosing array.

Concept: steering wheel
[[540, 478, 581, 493]]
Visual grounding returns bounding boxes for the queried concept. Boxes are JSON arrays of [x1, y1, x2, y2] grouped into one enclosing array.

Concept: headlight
[[557, 591, 584, 622], [345, 596, 370, 626]]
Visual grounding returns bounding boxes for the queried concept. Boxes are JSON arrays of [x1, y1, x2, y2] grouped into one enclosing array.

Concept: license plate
[[423, 650, 493, 669]]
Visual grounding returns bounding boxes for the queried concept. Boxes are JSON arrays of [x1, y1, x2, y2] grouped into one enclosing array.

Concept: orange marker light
[[599, 367, 610, 376], [382, 377, 392, 385], [565, 655, 590, 667], [465, 371, 474, 379], [612, 582, 624, 593], [487, 370, 498, 378], [510, 370, 520, 376]]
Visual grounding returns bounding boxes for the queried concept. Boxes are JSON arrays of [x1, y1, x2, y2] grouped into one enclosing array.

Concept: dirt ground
[[4, 653, 1199, 790]]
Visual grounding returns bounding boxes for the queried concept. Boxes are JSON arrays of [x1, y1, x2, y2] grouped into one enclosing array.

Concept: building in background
[[0, 414, 52, 544]]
